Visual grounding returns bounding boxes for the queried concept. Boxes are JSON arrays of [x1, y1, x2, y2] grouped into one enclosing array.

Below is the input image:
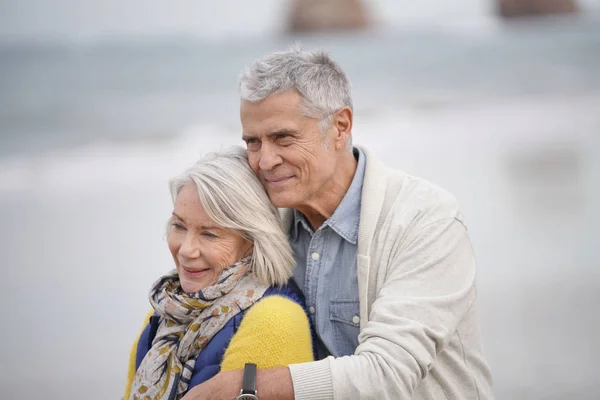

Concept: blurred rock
[[497, 0, 578, 18], [288, 0, 369, 33]]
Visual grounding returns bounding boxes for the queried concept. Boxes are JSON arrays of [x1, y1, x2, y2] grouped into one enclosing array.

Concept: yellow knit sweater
[[124, 295, 313, 398]]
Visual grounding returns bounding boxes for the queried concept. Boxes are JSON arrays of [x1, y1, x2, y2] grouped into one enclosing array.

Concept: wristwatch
[[234, 363, 258, 400]]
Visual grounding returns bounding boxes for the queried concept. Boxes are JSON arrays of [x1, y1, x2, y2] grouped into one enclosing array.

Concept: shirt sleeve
[[220, 295, 314, 371], [289, 217, 478, 399]]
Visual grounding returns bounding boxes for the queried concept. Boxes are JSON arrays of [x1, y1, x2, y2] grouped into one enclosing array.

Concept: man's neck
[[297, 151, 357, 231]]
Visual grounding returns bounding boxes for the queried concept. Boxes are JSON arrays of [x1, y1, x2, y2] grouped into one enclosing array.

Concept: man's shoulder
[[393, 171, 459, 212], [361, 145, 459, 211], [368, 160, 463, 230]]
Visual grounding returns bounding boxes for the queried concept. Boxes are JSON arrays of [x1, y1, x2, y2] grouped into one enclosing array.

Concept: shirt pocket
[[329, 299, 360, 357]]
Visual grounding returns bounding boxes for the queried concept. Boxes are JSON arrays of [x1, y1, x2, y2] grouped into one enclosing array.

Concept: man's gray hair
[[168, 146, 294, 286], [239, 47, 353, 147]]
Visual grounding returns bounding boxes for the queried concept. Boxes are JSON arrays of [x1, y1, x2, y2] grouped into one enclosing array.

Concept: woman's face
[[168, 183, 252, 293]]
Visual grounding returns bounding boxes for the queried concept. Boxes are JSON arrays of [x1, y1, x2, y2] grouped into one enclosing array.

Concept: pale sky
[[0, 0, 598, 41]]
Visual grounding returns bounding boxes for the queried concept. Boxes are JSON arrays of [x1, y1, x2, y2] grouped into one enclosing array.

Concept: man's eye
[[275, 134, 293, 144], [244, 139, 260, 150]]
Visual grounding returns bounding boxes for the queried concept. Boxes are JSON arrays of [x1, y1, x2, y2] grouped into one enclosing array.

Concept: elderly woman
[[124, 147, 313, 400]]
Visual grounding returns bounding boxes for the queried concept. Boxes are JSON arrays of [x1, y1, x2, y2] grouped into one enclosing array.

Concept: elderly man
[[184, 49, 494, 400]]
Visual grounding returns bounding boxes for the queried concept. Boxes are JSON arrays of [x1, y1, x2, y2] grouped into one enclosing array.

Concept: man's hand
[[181, 369, 242, 400], [181, 367, 294, 400]]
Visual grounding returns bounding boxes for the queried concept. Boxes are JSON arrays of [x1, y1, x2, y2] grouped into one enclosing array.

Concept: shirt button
[[311, 252, 320, 261], [352, 315, 360, 325], [309, 306, 316, 314]]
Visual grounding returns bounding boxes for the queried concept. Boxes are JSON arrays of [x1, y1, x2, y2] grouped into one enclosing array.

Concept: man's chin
[[267, 191, 296, 209]]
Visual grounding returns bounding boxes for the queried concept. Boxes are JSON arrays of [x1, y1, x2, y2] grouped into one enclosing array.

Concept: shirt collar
[[290, 209, 312, 240], [290, 148, 365, 245]]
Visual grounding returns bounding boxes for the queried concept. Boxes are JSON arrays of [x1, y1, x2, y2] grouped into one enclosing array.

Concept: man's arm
[[291, 217, 477, 399], [182, 366, 294, 400], [185, 217, 477, 400], [291, 217, 478, 399], [182, 294, 312, 400]]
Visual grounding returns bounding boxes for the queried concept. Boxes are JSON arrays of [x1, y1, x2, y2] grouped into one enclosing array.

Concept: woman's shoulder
[[262, 282, 305, 306], [221, 288, 314, 371], [241, 286, 309, 333], [251, 294, 305, 318]]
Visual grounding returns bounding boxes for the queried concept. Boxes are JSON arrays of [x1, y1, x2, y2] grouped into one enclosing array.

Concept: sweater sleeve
[[124, 309, 155, 400], [220, 295, 314, 371]]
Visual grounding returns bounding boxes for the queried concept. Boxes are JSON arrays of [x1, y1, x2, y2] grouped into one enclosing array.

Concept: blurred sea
[[1, 15, 599, 156], [0, 13, 599, 400]]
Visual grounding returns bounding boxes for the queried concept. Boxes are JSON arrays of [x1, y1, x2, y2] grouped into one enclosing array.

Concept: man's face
[[240, 90, 339, 209]]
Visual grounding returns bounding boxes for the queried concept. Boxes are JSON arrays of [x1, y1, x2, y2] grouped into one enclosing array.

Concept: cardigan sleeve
[[220, 295, 314, 371], [289, 217, 479, 399]]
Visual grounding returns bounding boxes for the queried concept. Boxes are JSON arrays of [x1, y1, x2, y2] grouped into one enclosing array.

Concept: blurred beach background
[[1, 1, 599, 399]]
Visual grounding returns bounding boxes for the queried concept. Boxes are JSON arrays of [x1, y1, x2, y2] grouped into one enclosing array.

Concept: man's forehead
[[241, 111, 302, 136], [241, 91, 302, 115]]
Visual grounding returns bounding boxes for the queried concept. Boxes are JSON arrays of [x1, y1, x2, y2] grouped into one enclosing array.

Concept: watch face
[[236, 395, 258, 400]]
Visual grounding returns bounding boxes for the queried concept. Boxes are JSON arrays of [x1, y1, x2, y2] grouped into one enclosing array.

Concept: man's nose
[[258, 143, 283, 171]]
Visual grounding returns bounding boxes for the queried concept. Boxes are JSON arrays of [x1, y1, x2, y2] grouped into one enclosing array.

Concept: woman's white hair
[[239, 46, 353, 150], [168, 146, 294, 286]]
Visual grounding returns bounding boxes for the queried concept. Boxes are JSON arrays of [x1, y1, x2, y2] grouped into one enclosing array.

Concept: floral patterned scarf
[[129, 257, 268, 400]]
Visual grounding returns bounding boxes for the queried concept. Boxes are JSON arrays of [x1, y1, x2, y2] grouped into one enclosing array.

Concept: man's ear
[[332, 107, 353, 150]]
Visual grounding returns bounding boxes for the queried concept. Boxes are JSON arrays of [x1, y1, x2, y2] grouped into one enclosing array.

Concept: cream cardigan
[[284, 147, 494, 399]]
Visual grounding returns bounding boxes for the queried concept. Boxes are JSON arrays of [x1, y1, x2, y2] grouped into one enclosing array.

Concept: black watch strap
[[241, 363, 257, 395]]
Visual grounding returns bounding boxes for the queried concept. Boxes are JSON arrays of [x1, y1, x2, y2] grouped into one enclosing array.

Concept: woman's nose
[[179, 233, 200, 258]]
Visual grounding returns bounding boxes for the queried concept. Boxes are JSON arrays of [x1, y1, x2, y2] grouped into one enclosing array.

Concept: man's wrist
[[234, 363, 259, 400], [288, 359, 332, 399], [254, 367, 294, 400]]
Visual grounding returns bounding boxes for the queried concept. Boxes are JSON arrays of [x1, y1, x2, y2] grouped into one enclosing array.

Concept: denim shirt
[[290, 148, 365, 359]]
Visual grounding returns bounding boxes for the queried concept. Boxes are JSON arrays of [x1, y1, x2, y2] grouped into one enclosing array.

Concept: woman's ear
[[243, 239, 254, 258]]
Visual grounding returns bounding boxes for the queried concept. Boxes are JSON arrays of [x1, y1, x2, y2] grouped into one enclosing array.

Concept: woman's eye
[[202, 232, 218, 238], [172, 222, 185, 230]]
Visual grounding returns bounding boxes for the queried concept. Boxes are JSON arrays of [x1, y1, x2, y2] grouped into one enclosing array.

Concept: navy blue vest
[[134, 284, 314, 390]]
